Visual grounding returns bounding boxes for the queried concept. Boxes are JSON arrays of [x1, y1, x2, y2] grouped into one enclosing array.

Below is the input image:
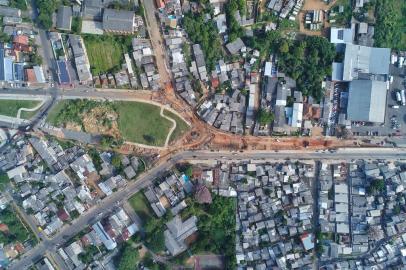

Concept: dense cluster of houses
[[267, 0, 304, 20], [0, 5, 46, 87], [58, 207, 138, 269], [142, 172, 198, 256], [224, 161, 315, 269], [0, 134, 139, 253], [158, 0, 198, 106], [320, 161, 406, 268]]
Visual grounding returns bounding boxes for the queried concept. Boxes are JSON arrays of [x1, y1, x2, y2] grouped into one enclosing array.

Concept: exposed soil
[[64, 122, 82, 132], [82, 107, 120, 138]]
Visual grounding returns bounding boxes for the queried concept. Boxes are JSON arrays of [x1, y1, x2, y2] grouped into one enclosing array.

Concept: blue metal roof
[[13, 63, 24, 81], [57, 60, 70, 84]]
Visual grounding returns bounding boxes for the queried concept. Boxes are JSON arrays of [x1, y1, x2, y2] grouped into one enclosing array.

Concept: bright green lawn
[[163, 110, 190, 143], [83, 36, 124, 74], [116, 101, 172, 146], [0, 100, 41, 118]]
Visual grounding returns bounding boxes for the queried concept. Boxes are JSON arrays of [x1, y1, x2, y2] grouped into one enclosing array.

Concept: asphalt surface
[[8, 148, 406, 269]]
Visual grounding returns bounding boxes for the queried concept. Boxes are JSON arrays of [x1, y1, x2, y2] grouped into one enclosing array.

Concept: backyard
[[0, 100, 41, 118], [0, 206, 36, 245], [83, 35, 132, 75]]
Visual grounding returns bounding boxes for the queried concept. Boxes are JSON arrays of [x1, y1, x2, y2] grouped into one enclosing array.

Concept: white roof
[[290, 103, 303, 128], [264, 62, 272, 77]]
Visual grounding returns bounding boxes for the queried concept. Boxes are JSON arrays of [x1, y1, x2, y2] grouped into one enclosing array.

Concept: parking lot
[[350, 64, 406, 137]]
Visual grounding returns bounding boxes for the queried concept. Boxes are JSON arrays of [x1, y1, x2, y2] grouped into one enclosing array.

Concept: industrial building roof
[[339, 44, 390, 81], [102, 8, 135, 33], [347, 80, 387, 123]]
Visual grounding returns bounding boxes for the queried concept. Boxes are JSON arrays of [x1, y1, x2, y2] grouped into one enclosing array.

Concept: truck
[[402, 89, 406, 106], [396, 91, 402, 103]]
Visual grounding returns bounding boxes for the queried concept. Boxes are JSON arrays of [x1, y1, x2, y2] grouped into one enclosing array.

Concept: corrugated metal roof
[[56, 6, 72, 31], [347, 80, 386, 123], [342, 44, 390, 81], [103, 8, 135, 33]]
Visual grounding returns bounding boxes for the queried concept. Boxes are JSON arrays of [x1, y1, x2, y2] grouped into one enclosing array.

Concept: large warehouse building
[[347, 80, 387, 123]]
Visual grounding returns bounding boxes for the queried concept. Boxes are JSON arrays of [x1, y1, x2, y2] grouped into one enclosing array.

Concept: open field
[[83, 35, 124, 74], [164, 110, 190, 143], [116, 101, 173, 146], [0, 100, 41, 118], [47, 100, 180, 147]]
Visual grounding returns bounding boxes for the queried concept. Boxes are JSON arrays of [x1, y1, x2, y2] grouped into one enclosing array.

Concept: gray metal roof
[[347, 80, 387, 123], [332, 62, 343, 81], [102, 8, 134, 33], [342, 44, 390, 81], [56, 6, 72, 31], [226, 38, 245, 55], [0, 6, 20, 17]]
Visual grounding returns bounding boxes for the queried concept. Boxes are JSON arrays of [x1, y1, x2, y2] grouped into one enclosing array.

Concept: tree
[[111, 154, 122, 168], [256, 109, 274, 126], [369, 179, 385, 194], [116, 243, 139, 270], [0, 32, 11, 43], [279, 40, 289, 54], [31, 54, 43, 65]]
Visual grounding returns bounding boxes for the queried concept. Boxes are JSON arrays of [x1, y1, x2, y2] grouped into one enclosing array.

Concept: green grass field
[[128, 192, 154, 222], [116, 101, 172, 146], [83, 35, 124, 74], [46, 100, 68, 125], [0, 100, 41, 118], [164, 110, 190, 143]]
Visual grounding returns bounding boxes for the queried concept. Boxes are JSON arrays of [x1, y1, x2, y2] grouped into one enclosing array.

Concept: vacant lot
[[128, 192, 154, 222], [47, 100, 179, 147], [164, 110, 190, 143], [0, 100, 41, 118], [83, 35, 125, 74], [116, 101, 172, 146]]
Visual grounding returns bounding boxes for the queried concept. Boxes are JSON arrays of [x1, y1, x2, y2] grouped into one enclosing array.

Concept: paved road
[[8, 148, 406, 269], [28, 0, 56, 83]]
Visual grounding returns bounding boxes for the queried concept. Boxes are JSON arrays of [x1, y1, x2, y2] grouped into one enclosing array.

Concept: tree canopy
[[116, 243, 139, 270], [277, 36, 335, 101], [183, 13, 223, 71], [257, 109, 274, 126], [35, 0, 59, 29]]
